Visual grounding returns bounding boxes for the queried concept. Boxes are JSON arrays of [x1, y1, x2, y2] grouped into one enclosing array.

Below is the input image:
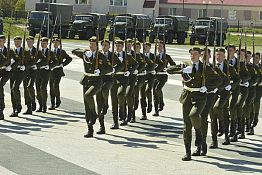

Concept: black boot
[[222, 134, 230, 145], [23, 104, 32, 115], [97, 116, 105, 135], [111, 115, 119, 129], [159, 99, 164, 111], [152, 108, 159, 116], [140, 108, 147, 120], [193, 129, 203, 155], [36, 103, 43, 112], [89, 109, 97, 125], [10, 108, 18, 117], [201, 142, 207, 156], [49, 98, 56, 110], [147, 101, 152, 113], [126, 108, 133, 123], [16, 105, 22, 114], [252, 113, 259, 128], [182, 144, 192, 161], [120, 107, 128, 126], [192, 146, 201, 156], [0, 110, 4, 120], [55, 96, 61, 108], [209, 136, 218, 149], [32, 102, 36, 111], [130, 111, 136, 123], [238, 132, 245, 139], [247, 127, 254, 135], [42, 105, 47, 113], [217, 120, 225, 137], [230, 134, 238, 142], [84, 125, 94, 138]]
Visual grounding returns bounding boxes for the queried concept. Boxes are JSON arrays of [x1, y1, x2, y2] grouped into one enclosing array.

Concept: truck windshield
[[155, 18, 172, 25], [115, 17, 132, 23], [75, 16, 92, 21], [195, 20, 212, 26], [30, 13, 48, 19]]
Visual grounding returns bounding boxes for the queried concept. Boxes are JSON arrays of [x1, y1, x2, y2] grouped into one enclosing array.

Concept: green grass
[[3, 18, 27, 25], [228, 27, 262, 34]]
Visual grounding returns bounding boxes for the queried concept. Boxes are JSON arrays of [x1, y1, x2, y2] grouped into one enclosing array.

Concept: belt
[[230, 80, 234, 84], [252, 83, 257, 87], [156, 71, 167, 75], [53, 64, 63, 70], [184, 86, 201, 92]]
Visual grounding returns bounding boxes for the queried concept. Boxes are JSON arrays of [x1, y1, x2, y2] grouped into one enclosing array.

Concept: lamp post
[[220, 0, 224, 46], [202, 0, 212, 17]]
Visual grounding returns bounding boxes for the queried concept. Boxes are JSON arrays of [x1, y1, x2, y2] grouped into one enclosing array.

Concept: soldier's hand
[[112, 68, 115, 73], [5, 66, 12, 71], [151, 70, 156, 75], [31, 65, 37, 70], [200, 86, 207, 93], [225, 85, 232, 91], [11, 58, 15, 65], [133, 69, 138, 75], [20, 65, 26, 71], [124, 71, 130, 77], [94, 69, 100, 76]]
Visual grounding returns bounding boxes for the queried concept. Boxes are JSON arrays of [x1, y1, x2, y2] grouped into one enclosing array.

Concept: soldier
[[140, 42, 156, 120], [49, 38, 72, 110], [241, 51, 259, 138], [35, 37, 58, 113], [95, 39, 123, 134], [23, 36, 37, 115], [249, 52, 262, 135], [153, 40, 176, 116], [0, 35, 11, 120], [72, 36, 112, 138], [9, 36, 26, 117], [167, 47, 221, 161], [209, 48, 239, 149]]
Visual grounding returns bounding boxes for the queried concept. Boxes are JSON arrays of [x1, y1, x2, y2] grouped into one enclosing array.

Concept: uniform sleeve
[[229, 65, 240, 90], [127, 55, 139, 73], [112, 53, 124, 73], [99, 52, 113, 75], [205, 65, 222, 90], [239, 62, 251, 82], [61, 50, 72, 67]]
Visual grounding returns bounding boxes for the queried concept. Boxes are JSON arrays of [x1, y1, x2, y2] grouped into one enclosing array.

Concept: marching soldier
[[35, 37, 58, 113], [49, 38, 72, 110], [241, 51, 259, 138], [72, 36, 112, 138], [249, 52, 262, 135], [0, 35, 11, 120], [95, 39, 124, 134], [23, 36, 37, 114], [153, 40, 176, 116], [167, 47, 221, 161], [9, 36, 26, 117]]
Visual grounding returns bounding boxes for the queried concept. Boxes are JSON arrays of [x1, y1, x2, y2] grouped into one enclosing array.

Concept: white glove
[[209, 88, 218, 93], [31, 65, 37, 70], [225, 85, 232, 91], [244, 82, 249, 87], [151, 70, 156, 75], [118, 57, 123, 62], [11, 58, 15, 65], [94, 69, 100, 75], [133, 69, 138, 75], [124, 71, 130, 77], [183, 66, 192, 74], [112, 68, 115, 73], [143, 70, 147, 75], [20, 65, 25, 71], [200, 86, 207, 93], [36, 59, 41, 63], [59, 63, 63, 68], [40, 65, 49, 70], [85, 51, 92, 58], [5, 66, 12, 71]]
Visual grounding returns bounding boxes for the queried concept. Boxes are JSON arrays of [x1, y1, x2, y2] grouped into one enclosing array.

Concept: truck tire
[[137, 31, 143, 42], [149, 35, 155, 43], [189, 36, 195, 45], [86, 29, 93, 40], [167, 33, 174, 44], [99, 28, 106, 40], [68, 31, 75, 39], [198, 38, 206, 45], [79, 32, 86, 40], [177, 33, 185, 44], [29, 30, 36, 37], [208, 35, 214, 46]]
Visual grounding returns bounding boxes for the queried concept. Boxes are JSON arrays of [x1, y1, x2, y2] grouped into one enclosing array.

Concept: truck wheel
[[189, 36, 195, 45], [167, 33, 174, 44], [198, 38, 206, 45], [68, 31, 75, 39], [149, 35, 155, 43], [29, 30, 36, 37], [79, 32, 86, 40], [86, 29, 93, 40], [99, 29, 106, 40], [208, 35, 214, 46]]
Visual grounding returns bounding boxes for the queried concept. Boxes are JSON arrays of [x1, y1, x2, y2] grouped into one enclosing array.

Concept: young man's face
[[254, 54, 261, 64], [52, 41, 60, 48], [14, 40, 22, 48], [228, 47, 236, 58], [27, 39, 34, 48], [134, 44, 141, 53], [41, 41, 48, 48], [116, 44, 124, 52], [201, 51, 211, 62], [144, 45, 151, 53], [216, 51, 225, 63], [0, 39, 5, 47], [89, 42, 97, 52], [246, 53, 252, 63], [190, 50, 200, 63], [126, 42, 132, 51], [102, 42, 110, 52], [157, 43, 164, 53]]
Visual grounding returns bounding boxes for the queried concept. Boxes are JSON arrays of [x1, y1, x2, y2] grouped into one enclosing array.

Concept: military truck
[[68, 13, 108, 40], [108, 14, 152, 42], [28, 2, 73, 38], [190, 17, 228, 46], [149, 15, 189, 44]]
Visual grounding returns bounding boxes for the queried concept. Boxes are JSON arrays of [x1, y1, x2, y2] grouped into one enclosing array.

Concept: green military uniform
[[9, 36, 26, 117], [153, 51, 176, 116], [35, 37, 58, 113], [49, 39, 72, 110], [241, 60, 259, 138], [0, 36, 11, 119], [72, 37, 112, 137], [167, 47, 221, 161], [23, 41, 38, 114]]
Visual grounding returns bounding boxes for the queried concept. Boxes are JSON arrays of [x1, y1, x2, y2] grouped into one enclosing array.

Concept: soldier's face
[[144, 45, 151, 52], [201, 51, 211, 62], [41, 41, 48, 48], [246, 54, 252, 63], [228, 48, 236, 58], [116, 44, 123, 52], [190, 50, 200, 63], [240, 51, 245, 60], [216, 51, 225, 63], [254, 55, 261, 64], [126, 42, 132, 51], [52, 41, 60, 48], [102, 42, 110, 52], [135, 44, 141, 52], [89, 42, 97, 52], [27, 40, 34, 48], [0, 39, 5, 47], [157, 43, 164, 53], [14, 40, 22, 48]]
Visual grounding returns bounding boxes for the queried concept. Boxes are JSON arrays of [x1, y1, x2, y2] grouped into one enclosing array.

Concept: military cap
[[101, 39, 110, 45], [201, 48, 211, 54], [0, 35, 5, 40], [240, 48, 246, 52], [225, 45, 236, 50], [134, 41, 141, 45], [89, 36, 97, 42], [144, 42, 151, 47], [126, 38, 133, 43], [14, 36, 22, 40], [189, 47, 201, 54], [26, 36, 34, 41], [115, 40, 124, 45], [52, 37, 60, 42], [246, 51, 252, 55], [158, 40, 165, 44], [255, 52, 260, 56], [40, 37, 49, 42], [216, 48, 225, 53]]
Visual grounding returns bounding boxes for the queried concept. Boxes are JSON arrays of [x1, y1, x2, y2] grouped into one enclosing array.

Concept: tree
[[15, 0, 25, 11], [0, 0, 18, 17]]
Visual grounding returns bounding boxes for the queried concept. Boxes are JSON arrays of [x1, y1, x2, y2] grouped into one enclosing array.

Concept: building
[[159, 0, 262, 27]]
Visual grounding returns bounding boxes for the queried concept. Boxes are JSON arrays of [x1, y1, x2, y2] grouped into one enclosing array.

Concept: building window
[[169, 8, 176, 15], [228, 10, 237, 20], [260, 11, 262, 20], [80, 0, 87, 4], [198, 9, 206, 18], [110, 0, 127, 6]]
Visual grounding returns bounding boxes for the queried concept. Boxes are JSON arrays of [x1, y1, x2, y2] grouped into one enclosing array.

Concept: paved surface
[[0, 41, 261, 175]]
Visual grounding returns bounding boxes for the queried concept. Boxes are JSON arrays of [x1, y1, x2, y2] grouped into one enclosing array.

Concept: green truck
[[68, 13, 108, 40], [149, 15, 189, 44], [28, 2, 73, 38], [190, 17, 228, 45]]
